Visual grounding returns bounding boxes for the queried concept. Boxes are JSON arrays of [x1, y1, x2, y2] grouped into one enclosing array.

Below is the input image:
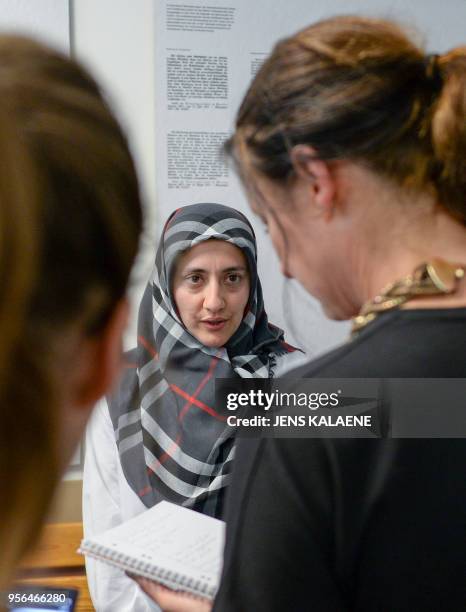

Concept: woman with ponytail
[[141, 15, 466, 612], [0, 36, 142, 592]]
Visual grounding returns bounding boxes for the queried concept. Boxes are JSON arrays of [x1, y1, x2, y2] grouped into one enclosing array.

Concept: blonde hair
[[0, 36, 143, 589], [230, 16, 466, 219]]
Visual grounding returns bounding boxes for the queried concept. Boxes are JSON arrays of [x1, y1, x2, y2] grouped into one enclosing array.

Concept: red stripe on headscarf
[[164, 208, 182, 234], [177, 352, 222, 421], [147, 433, 183, 472], [138, 485, 152, 497], [138, 335, 159, 360], [281, 340, 298, 352], [171, 386, 226, 421]]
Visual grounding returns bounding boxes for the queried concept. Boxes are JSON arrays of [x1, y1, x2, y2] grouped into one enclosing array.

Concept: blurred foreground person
[[0, 36, 142, 592]]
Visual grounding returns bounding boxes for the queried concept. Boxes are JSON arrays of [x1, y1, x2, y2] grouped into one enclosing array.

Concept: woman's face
[[172, 240, 250, 347], [243, 166, 354, 320], [246, 171, 317, 281]]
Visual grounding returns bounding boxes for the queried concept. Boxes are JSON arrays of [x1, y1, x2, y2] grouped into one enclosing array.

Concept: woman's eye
[[187, 274, 201, 285], [226, 274, 242, 284]]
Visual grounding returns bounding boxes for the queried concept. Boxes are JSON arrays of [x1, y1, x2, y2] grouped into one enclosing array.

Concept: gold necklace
[[351, 259, 465, 336]]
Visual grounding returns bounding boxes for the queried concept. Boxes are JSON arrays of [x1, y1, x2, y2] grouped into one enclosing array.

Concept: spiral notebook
[[79, 501, 225, 600]]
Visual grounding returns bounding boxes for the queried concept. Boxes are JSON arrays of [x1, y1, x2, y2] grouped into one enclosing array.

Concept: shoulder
[[85, 398, 118, 462], [273, 349, 309, 376], [287, 309, 466, 378], [87, 398, 113, 438]]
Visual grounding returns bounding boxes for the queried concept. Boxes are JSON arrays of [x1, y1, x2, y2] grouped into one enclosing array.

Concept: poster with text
[[154, 0, 466, 357]]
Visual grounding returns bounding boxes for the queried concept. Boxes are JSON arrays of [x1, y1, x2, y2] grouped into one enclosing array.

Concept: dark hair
[[0, 35, 143, 585], [229, 16, 466, 220]]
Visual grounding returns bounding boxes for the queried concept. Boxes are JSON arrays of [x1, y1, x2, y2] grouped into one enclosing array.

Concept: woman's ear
[[73, 297, 130, 409], [290, 145, 336, 218]]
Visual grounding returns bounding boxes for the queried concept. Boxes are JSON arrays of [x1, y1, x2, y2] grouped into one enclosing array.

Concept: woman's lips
[[201, 319, 227, 331]]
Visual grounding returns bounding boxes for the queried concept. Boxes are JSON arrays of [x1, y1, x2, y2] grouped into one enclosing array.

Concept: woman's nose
[[204, 281, 225, 311]]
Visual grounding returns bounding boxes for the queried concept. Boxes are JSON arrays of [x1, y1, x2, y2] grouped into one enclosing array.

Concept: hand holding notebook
[[134, 578, 212, 611], [79, 501, 224, 601]]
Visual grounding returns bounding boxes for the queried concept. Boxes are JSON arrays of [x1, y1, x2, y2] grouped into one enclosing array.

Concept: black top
[[214, 309, 466, 611]]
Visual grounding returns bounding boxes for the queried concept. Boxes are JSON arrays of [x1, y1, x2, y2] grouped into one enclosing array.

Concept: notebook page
[[86, 501, 224, 585]]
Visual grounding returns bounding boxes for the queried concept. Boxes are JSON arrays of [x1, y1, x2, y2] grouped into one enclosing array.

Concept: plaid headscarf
[[108, 203, 298, 518]]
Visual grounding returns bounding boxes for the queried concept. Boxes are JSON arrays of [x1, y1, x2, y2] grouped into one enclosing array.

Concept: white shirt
[[83, 400, 161, 612]]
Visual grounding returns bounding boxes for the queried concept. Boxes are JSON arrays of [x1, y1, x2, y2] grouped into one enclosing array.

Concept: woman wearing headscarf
[[83, 202, 301, 611]]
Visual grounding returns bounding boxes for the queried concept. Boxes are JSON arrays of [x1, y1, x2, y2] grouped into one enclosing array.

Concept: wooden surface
[[16, 522, 94, 612]]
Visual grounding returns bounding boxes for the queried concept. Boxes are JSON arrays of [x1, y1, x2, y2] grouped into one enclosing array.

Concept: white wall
[[0, 0, 69, 50], [72, 0, 157, 347]]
